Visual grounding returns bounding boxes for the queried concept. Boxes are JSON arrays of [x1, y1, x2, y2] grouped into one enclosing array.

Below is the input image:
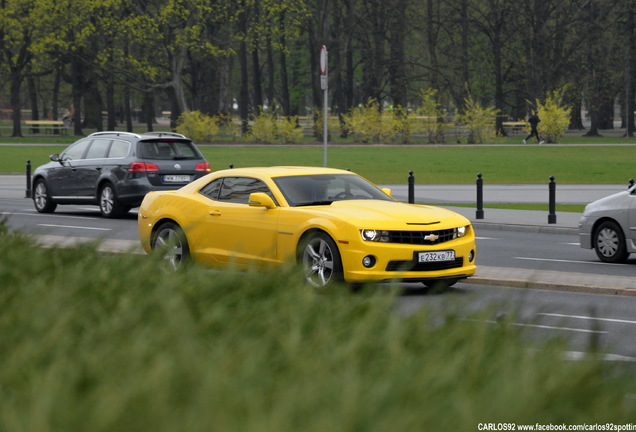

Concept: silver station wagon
[[32, 131, 211, 218]]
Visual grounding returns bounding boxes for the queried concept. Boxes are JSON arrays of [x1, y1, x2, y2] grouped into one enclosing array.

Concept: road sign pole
[[320, 46, 328, 167]]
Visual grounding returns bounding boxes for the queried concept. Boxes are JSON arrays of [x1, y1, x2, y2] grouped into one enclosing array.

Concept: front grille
[[387, 229, 457, 245], [386, 257, 464, 272]]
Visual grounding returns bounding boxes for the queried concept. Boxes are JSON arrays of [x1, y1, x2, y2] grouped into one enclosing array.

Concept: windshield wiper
[[295, 200, 333, 207]]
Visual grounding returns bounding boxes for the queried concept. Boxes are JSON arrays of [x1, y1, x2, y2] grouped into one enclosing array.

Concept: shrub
[[175, 110, 219, 143], [249, 111, 278, 143], [418, 88, 448, 144], [457, 96, 498, 144], [278, 116, 304, 144], [533, 89, 572, 143], [343, 99, 393, 144]]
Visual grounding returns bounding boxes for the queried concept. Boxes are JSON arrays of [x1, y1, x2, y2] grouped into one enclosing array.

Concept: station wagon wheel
[[33, 179, 57, 213], [594, 220, 629, 263], [299, 232, 343, 288], [152, 222, 190, 270], [99, 182, 128, 218]]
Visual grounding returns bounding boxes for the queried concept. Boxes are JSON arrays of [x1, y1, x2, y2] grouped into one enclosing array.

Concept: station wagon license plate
[[418, 250, 455, 262], [164, 175, 191, 183]]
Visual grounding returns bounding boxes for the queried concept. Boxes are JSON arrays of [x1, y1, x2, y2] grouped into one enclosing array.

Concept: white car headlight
[[360, 229, 389, 242], [454, 226, 468, 239]]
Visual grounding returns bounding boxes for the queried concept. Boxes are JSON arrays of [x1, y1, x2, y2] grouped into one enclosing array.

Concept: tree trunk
[[10, 70, 23, 138]]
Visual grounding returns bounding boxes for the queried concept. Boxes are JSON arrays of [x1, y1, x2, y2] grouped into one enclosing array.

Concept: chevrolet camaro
[[138, 167, 477, 288]]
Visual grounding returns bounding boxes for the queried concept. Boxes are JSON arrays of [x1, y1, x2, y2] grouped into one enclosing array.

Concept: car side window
[[200, 177, 274, 204], [62, 140, 91, 161], [199, 178, 223, 200], [85, 139, 112, 159], [108, 140, 130, 158]]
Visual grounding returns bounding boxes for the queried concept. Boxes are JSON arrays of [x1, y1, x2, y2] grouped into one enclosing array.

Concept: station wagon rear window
[[139, 140, 200, 160]]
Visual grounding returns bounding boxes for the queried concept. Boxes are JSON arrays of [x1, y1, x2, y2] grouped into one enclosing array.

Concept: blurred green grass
[[1, 144, 635, 185], [0, 223, 634, 430]]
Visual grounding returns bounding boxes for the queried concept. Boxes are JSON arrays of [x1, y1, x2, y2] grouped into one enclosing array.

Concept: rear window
[[138, 140, 200, 160]]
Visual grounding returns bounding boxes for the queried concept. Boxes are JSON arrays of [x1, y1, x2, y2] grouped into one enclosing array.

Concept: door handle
[[96, 167, 102, 171], [209, 209, 221, 216]]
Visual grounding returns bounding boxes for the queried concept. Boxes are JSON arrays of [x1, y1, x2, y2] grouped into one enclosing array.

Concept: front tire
[[99, 182, 129, 218], [299, 232, 343, 288], [152, 222, 190, 270], [594, 220, 629, 263], [33, 179, 57, 213]]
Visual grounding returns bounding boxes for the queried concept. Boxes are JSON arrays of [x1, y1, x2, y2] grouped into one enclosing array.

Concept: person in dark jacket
[[523, 111, 544, 144]]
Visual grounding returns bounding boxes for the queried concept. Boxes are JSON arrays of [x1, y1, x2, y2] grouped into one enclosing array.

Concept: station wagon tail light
[[128, 162, 159, 172], [361, 229, 390, 242], [195, 162, 211, 172]]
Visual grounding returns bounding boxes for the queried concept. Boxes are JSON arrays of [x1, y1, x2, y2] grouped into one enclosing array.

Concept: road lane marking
[[514, 256, 625, 266], [476, 237, 499, 240], [2, 211, 96, 220], [37, 224, 111, 231], [539, 313, 636, 325], [471, 319, 607, 334]]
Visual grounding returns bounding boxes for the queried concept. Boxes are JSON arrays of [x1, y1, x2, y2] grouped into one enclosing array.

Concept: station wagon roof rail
[[141, 131, 187, 139], [88, 131, 142, 139]]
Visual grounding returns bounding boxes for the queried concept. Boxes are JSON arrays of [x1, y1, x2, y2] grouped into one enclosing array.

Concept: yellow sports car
[[138, 166, 476, 288]]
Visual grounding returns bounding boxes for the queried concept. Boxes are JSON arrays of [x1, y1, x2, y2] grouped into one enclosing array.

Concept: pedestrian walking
[[523, 111, 544, 144]]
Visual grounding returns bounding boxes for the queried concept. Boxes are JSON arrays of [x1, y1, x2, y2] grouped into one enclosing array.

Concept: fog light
[[362, 255, 376, 268], [468, 250, 475, 263]]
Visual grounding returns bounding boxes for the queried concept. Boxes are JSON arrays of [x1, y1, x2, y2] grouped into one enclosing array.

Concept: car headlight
[[360, 229, 390, 242], [453, 226, 468, 239]]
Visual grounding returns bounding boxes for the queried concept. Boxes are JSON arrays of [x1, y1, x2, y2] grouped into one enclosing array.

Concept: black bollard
[[408, 171, 414, 204], [229, 163, 234, 169], [476, 173, 484, 219], [629, 179, 634, 190], [548, 175, 557, 224], [25, 160, 32, 199]]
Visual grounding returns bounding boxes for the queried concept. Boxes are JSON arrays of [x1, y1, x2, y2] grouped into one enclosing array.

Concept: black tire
[[152, 222, 190, 270], [33, 179, 57, 213], [99, 182, 129, 218], [594, 220, 629, 263], [298, 232, 343, 288]]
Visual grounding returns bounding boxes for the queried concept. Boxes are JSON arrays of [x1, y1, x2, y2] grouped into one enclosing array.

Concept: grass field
[[1, 224, 634, 430], [2, 143, 635, 185]]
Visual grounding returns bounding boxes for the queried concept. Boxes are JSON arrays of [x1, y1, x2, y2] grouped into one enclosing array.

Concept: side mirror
[[249, 192, 276, 209], [50, 153, 61, 163], [381, 187, 393, 198]]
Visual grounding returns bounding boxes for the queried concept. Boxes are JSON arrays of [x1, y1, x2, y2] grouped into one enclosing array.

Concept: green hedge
[[0, 223, 633, 431]]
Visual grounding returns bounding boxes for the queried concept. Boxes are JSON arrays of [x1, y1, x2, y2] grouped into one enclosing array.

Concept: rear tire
[[33, 179, 57, 213], [152, 222, 190, 270], [594, 220, 629, 263], [99, 182, 129, 218], [298, 232, 343, 288]]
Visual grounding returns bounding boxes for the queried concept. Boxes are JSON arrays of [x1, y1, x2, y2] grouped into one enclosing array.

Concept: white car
[[579, 185, 636, 262]]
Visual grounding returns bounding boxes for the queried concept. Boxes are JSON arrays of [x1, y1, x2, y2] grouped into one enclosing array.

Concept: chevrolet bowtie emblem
[[424, 233, 439, 242]]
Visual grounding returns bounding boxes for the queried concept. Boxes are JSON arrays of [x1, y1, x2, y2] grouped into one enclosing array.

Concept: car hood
[[309, 200, 470, 229], [584, 190, 631, 215]]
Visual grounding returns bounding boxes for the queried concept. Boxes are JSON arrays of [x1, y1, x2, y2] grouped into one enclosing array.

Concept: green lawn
[[1, 141, 635, 185]]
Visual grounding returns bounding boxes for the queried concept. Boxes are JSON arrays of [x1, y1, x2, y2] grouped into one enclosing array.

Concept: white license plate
[[164, 175, 191, 183], [418, 250, 455, 263]]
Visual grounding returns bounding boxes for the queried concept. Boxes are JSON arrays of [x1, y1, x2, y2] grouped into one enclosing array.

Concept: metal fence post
[[408, 170, 414, 204], [476, 173, 484, 219], [25, 160, 32, 199], [548, 175, 557, 224]]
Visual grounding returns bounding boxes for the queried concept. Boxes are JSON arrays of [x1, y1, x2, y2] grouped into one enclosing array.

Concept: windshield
[[273, 174, 394, 207], [138, 140, 201, 160]]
